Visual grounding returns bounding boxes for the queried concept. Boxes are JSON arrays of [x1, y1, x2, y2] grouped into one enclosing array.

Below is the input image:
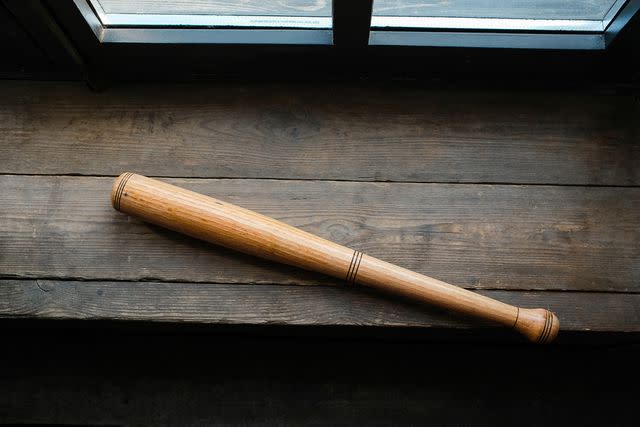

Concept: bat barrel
[[111, 172, 559, 343]]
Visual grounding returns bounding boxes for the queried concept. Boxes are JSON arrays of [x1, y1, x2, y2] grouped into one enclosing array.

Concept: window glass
[[91, 0, 332, 28], [372, 0, 619, 20], [371, 0, 626, 31]]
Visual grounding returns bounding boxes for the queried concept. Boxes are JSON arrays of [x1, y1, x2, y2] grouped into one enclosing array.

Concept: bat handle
[[350, 255, 559, 343]]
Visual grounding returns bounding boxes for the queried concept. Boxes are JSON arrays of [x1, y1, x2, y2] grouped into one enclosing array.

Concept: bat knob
[[513, 308, 559, 344]]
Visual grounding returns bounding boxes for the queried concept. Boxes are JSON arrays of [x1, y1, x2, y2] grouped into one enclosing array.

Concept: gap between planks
[[1, 173, 639, 188], [2, 276, 640, 295]]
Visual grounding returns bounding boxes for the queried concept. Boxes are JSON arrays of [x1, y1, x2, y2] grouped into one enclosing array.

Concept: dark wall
[[0, 2, 80, 79], [0, 3, 48, 76]]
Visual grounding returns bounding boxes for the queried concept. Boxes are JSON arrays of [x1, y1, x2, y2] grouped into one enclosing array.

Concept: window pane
[[96, 0, 332, 17], [91, 1, 333, 29], [368, 0, 634, 49], [372, 0, 620, 21]]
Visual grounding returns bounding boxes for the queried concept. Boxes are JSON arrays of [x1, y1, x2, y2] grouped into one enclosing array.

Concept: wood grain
[[1, 280, 637, 333], [1, 81, 638, 185], [1, 175, 638, 292]]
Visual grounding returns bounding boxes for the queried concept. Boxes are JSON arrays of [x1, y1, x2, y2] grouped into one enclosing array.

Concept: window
[[372, 0, 625, 29], [69, 0, 640, 49], [77, 0, 334, 44], [370, 0, 640, 49], [91, 0, 332, 29]]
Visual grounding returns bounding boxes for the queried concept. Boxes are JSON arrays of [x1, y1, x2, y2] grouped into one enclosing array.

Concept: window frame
[[6, 0, 639, 88], [74, 0, 336, 45], [67, 0, 640, 50]]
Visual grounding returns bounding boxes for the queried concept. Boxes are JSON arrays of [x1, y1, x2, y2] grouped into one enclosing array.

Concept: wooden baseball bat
[[111, 172, 559, 343]]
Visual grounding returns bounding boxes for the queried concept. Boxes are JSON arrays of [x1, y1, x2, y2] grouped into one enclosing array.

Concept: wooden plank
[[96, 0, 612, 21], [1, 175, 638, 292], [1, 280, 638, 333], [0, 81, 638, 186]]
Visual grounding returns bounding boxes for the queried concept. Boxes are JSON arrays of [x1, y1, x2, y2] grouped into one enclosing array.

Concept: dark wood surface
[[1, 80, 638, 340], [2, 175, 638, 292], [2, 280, 638, 333], [1, 82, 638, 185]]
